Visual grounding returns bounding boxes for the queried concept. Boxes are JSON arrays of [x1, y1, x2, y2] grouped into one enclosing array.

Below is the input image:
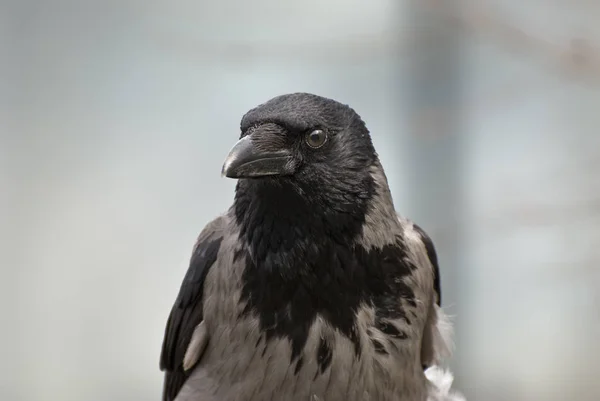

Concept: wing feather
[[411, 223, 441, 306], [159, 217, 226, 401], [410, 223, 453, 368]]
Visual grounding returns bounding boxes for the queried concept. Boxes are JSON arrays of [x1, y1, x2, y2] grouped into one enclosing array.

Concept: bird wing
[[407, 222, 454, 368], [411, 223, 441, 306], [160, 216, 226, 401]]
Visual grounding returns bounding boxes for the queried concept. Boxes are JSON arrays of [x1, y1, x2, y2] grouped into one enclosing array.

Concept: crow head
[[223, 93, 378, 208]]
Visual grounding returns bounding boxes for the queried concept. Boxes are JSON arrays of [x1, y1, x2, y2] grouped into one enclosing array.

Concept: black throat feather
[[232, 173, 416, 368]]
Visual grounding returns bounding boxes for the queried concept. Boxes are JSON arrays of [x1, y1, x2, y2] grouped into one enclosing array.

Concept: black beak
[[221, 135, 294, 178]]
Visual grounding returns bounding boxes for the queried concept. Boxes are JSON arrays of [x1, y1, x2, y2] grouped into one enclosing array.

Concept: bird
[[159, 92, 456, 401]]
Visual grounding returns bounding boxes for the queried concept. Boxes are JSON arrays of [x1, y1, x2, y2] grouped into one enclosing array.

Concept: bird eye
[[305, 129, 327, 148]]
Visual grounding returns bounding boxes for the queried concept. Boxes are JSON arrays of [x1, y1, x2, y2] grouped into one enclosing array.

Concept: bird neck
[[232, 177, 373, 265]]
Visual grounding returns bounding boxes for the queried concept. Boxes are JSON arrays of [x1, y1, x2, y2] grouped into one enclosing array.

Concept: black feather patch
[[159, 235, 223, 401], [375, 320, 408, 339], [370, 338, 388, 355], [237, 241, 416, 362], [412, 223, 441, 306], [234, 175, 416, 363], [294, 356, 305, 375], [316, 338, 333, 373]]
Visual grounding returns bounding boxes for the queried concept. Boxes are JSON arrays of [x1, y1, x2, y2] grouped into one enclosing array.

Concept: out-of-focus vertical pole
[[1, 3, 21, 397], [400, 0, 467, 382]]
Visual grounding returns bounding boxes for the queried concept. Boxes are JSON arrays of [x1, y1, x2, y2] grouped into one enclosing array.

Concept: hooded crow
[[160, 92, 454, 401]]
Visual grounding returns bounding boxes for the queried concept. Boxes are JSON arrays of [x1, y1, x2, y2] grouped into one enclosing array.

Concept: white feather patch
[[426, 366, 466, 401], [183, 321, 208, 371], [431, 305, 455, 364]]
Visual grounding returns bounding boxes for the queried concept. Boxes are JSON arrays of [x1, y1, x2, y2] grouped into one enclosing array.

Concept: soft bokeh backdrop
[[3, 1, 600, 400]]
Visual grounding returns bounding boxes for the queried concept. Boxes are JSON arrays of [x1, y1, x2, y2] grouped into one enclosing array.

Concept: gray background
[[2, 1, 600, 400]]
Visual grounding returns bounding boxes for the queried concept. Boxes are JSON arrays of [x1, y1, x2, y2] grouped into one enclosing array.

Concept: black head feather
[[241, 93, 376, 181], [234, 93, 378, 247]]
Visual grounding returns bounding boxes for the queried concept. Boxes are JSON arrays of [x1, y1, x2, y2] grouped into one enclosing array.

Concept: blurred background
[[2, 0, 600, 400]]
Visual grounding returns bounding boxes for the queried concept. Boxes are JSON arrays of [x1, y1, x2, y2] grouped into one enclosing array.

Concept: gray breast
[[180, 220, 429, 401], [180, 316, 428, 401]]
